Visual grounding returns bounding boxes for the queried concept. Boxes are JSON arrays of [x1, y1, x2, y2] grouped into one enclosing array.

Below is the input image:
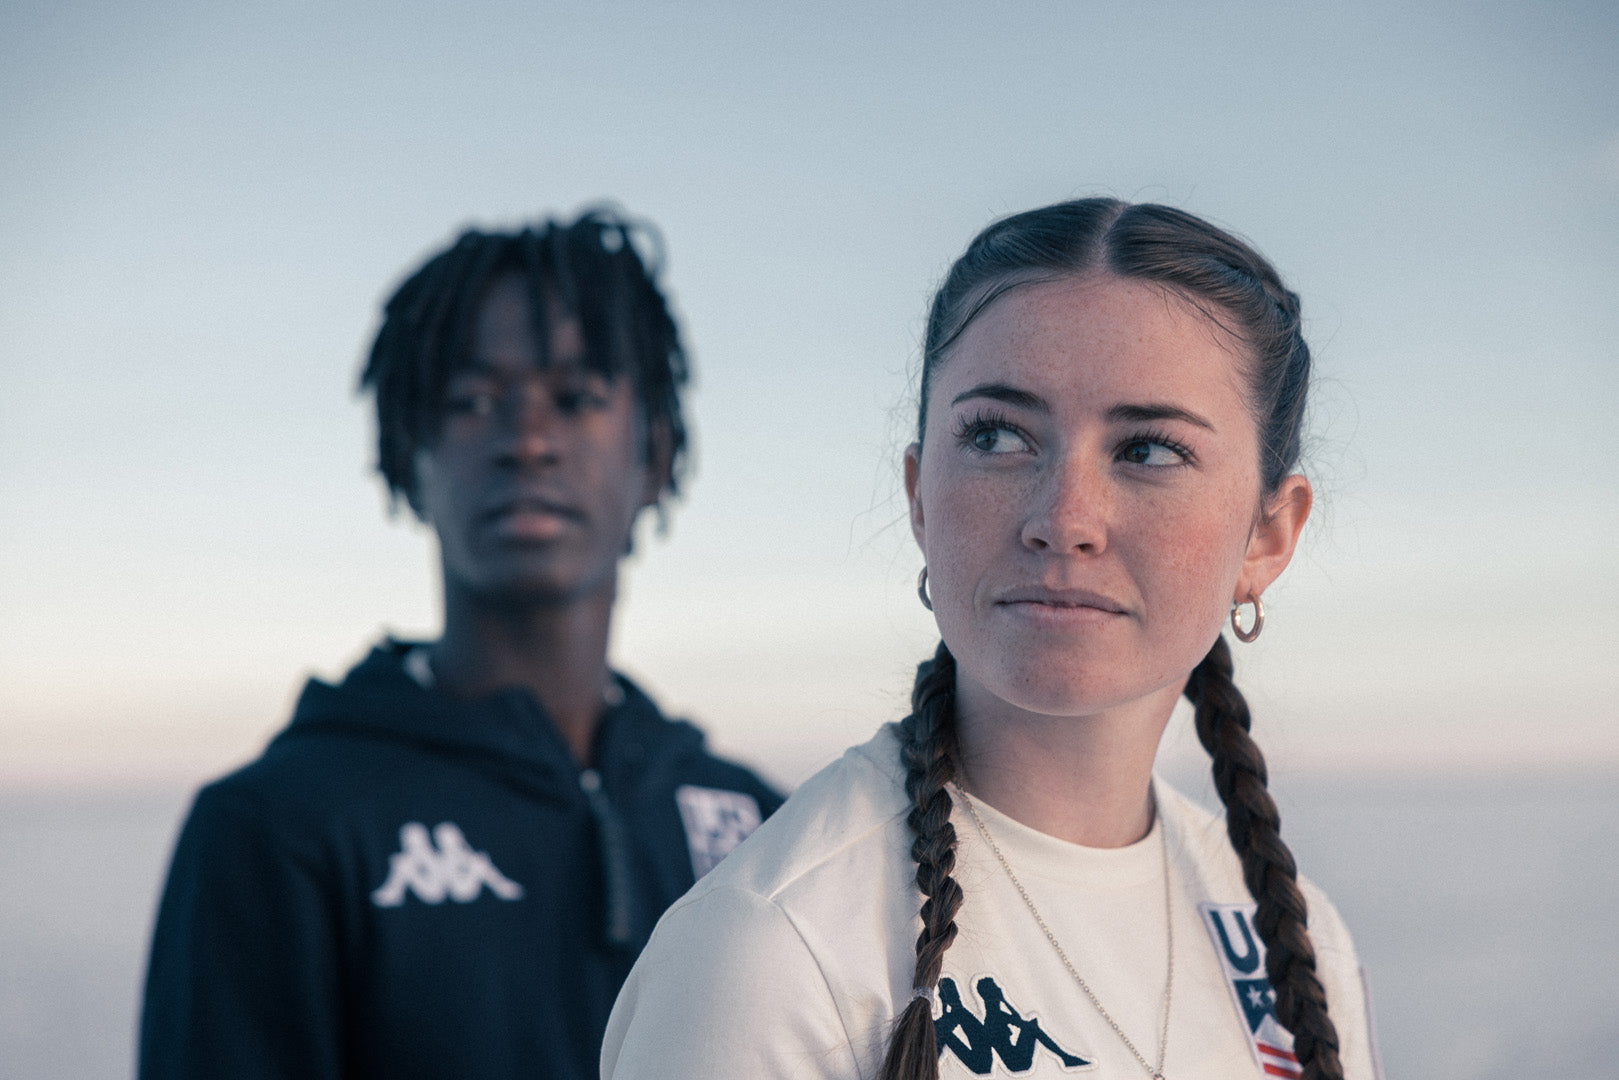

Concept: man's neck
[[430, 587, 616, 766]]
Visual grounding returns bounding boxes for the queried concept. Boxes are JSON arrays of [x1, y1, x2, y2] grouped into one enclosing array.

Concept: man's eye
[[555, 387, 610, 415], [447, 391, 496, 417]]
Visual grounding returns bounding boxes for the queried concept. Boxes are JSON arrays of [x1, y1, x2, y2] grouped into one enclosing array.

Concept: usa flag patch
[[1200, 903, 1301, 1079]]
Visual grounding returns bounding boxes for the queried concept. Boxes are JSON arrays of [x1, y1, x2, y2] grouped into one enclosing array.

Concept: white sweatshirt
[[604, 725, 1381, 1080]]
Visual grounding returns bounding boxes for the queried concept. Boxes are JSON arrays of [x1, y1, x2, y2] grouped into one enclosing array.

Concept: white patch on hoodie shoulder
[[674, 786, 762, 879]]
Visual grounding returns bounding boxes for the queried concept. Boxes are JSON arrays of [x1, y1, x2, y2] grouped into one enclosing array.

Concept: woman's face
[[906, 272, 1309, 724]]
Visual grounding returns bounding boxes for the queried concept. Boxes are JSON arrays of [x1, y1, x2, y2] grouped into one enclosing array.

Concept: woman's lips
[[995, 586, 1127, 613], [993, 586, 1129, 624]]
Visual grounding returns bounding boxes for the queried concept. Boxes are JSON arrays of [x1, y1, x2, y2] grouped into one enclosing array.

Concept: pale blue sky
[[2, 0, 1615, 786]]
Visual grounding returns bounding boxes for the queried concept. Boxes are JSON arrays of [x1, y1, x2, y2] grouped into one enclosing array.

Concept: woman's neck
[[952, 676, 1182, 848]]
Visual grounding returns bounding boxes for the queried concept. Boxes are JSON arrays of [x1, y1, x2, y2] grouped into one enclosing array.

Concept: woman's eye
[[967, 424, 1029, 454], [1119, 439, 1185, 466]]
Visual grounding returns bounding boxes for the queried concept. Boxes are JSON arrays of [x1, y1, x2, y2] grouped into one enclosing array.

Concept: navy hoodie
[[139, 641, 783, 1080]]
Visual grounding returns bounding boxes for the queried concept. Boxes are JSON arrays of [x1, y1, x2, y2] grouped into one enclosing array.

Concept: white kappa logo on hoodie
[[371, 822, 525, 907]]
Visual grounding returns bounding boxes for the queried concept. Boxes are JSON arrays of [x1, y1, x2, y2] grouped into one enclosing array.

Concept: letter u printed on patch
[[1200, 903, 1300, 1079]]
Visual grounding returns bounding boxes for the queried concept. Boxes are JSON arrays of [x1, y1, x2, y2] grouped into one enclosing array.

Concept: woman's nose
[[1020, 456, 1109, 554]]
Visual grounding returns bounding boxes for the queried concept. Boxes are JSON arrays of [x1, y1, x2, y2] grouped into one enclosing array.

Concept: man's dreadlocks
[[360, 207, 690, 518]]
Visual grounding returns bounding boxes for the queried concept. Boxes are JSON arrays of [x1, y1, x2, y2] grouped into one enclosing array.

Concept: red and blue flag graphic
[[1200, 903, 1300, 1079]]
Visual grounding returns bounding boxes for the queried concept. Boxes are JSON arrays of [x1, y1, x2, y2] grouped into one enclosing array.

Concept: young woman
[[602, 199, 1380, 1080]]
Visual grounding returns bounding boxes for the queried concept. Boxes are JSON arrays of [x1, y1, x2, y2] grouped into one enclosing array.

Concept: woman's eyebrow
[[1107, 402, 1215, 430], [949, 383, 1047, 411]]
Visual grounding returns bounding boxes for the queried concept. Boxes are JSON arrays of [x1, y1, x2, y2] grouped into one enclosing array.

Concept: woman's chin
[[957, 652, 1190, 725], [969, 671, 1136, 721]]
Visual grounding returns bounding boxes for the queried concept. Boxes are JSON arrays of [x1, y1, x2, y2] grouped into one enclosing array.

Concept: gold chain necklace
[[953, 785, 1175, 1080]]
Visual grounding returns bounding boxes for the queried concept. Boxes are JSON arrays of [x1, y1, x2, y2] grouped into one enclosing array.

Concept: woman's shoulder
[[603, 724, 915, 1080], [677, 723, 911, 907], [1153, 777, 1380, 1079], [1153, 776, 1355, 923]]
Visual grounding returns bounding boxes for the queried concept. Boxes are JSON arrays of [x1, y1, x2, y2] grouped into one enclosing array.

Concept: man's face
[[414, 274, 660, 607]]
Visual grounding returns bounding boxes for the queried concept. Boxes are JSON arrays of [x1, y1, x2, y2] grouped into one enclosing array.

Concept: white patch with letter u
[[1200, 902, 1301, 1078], [674, 785, 762, 878]]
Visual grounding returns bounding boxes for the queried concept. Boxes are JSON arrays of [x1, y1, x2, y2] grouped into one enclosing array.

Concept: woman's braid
[[1185, 636, 1344, 1080], [877, 642, 963, 1080]]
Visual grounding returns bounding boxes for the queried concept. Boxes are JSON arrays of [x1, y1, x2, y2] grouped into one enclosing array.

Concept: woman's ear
[[904, 443, 926, 551], [1237, 474, 1312, 600]]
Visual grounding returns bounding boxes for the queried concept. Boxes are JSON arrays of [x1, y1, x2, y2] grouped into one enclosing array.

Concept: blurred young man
[[140, 210, 782, 1080]]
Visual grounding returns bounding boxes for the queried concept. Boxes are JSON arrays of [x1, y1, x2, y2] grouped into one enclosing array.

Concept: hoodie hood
[[277, 640, 709, 794]]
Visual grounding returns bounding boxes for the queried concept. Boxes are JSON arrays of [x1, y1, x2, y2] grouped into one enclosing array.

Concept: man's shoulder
[[177, 646, 481, 847], [200, 693, 420, 808], [181, 721, 411, 848], [664, 738, 785, 812], [605, 677, 785, 812]]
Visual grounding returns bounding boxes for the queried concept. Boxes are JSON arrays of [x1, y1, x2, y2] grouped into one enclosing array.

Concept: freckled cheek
[[1134, 508, 1250, 630], [918, 470, 1021, 602]]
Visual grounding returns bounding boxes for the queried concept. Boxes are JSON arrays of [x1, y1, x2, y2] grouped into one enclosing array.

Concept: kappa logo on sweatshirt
[[371, 822, 525, 907], [934, 975, 1095, 1074]]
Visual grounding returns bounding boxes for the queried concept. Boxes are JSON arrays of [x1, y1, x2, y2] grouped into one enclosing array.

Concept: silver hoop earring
[[1230, 592, 1264, 643], [917, 567, 933, 612]]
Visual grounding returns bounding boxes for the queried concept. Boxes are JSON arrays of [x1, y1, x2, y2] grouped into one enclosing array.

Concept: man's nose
[[498, 382, 562, 468]]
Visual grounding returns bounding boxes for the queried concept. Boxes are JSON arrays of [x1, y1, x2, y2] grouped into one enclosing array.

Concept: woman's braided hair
[[359, 207, 690, 519], [882, 199, 1343, 1080], [1186, 636, 1342, 1077], [879, 642, 963, 1079]]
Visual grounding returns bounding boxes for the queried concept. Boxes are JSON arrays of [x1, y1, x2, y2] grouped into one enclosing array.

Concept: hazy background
[[2, 1, 1616, 1077]]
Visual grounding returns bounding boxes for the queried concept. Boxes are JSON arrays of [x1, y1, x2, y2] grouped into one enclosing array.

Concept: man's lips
[[480, 497, 585, 540]]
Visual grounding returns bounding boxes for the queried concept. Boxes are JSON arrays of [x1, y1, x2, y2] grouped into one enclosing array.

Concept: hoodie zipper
[[578, 768, 636, 948]]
